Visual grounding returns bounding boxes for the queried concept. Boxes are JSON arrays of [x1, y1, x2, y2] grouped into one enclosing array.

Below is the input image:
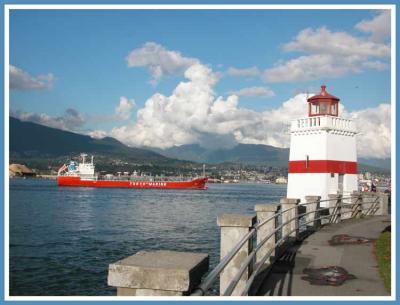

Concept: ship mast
[[81, 153, 87, 164]]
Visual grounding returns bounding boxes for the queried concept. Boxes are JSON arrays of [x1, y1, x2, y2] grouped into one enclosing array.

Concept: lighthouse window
[[331, 173, 335, 178], [320, 103, 329, 114], [331, 103, 337, 115], [311, 103, 319, 115]]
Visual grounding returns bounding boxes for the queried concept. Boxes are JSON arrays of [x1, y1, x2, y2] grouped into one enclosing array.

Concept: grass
[[375, 230, 391, 292]]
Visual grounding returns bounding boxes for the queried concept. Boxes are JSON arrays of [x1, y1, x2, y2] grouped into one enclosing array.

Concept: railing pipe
[[241, 211, 337, 296], [191, 226, 256, 296], [192, 204, 307, 296], [192, 193, 384, 296], [224, 205, 313, 296]]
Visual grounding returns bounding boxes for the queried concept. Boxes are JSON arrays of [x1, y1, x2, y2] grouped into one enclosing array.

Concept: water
[[9, 179, 286, 296]]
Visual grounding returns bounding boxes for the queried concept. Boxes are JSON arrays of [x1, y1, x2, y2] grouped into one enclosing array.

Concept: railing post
[[255, 204, 279, 268], [108, 250, 209, 296], [341, 194, 352, 220], [280, 198, 300, 241], [351, 191, 362, 218], [361, 193, 376, 215], [328, 194, 342, 223], [217, 214, 256, 296], [377, 193, 389, 215], [305, 196, 321, 229]]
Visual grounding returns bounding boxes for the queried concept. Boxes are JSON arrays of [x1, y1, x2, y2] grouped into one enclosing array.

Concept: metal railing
[[191, 192, 388, 296]]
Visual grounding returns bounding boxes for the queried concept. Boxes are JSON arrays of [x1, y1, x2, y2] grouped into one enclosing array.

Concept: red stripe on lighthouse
[[288, 160, 357, 174]]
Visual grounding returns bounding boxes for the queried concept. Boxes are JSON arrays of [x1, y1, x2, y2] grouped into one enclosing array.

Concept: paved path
[[256, 216, 391, 296]]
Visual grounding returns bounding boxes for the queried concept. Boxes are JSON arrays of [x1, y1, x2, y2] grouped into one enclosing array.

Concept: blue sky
[[9, 8, 392, 158]]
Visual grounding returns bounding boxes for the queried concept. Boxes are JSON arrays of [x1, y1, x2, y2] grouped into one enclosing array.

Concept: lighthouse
[[287, 85, 358, 206]]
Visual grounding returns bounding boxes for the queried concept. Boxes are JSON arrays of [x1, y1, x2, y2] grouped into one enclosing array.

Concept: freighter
[[57, 154, 208, 190]]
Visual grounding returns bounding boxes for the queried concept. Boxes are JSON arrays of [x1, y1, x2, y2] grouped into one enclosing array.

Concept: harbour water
[[9, 178, 286, 296]]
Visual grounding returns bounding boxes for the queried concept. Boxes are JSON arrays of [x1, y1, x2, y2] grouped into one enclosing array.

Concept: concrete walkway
[[256, 216, 391, 296]]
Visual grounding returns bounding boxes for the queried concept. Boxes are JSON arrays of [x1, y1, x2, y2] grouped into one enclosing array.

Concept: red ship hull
[[57, 176, 208, 190]]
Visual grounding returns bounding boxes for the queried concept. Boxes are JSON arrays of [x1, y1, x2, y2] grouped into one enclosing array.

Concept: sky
[[9, 8, 392, 159]]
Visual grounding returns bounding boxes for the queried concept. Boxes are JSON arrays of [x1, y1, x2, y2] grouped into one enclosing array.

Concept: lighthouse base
[[287, 173, 358, 207]]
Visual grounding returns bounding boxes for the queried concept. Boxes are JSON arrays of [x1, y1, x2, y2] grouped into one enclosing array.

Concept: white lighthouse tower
[[287, 85, 358, 206]]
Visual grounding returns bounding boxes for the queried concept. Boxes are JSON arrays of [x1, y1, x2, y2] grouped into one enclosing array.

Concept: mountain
[[359, 157, 391, 170], [10, 117, 390, 173], [9, 117, 178, 168], [153, 143, 290, 167]]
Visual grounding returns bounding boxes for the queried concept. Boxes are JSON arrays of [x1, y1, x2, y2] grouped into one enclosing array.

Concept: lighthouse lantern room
[[308, 85, 339, 117], [287, 86, 358, 207]]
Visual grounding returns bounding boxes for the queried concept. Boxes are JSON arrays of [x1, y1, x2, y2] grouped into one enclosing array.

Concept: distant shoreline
[[9, 175, 57, 180]]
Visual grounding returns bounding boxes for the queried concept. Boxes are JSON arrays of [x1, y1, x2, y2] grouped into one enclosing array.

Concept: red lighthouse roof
[[308, 85, 340, 102], [307, 85, 340, 117]]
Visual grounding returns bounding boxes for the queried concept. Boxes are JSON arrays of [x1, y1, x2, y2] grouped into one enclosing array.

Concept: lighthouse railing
[[291, 116, 357, 133]]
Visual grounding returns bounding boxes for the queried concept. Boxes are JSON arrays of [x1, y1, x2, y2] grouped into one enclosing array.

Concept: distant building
[[105, 174, 114, 180], [275, 176, 288, 184]]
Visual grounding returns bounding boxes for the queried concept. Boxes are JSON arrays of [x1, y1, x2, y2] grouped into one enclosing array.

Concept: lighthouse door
[[338, 174, 344, 194]]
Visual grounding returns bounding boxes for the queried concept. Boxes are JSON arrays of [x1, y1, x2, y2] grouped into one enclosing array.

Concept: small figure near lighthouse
[[287, 85, 358, 206]]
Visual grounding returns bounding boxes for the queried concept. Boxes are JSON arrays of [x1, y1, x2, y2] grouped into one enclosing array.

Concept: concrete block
[[280, 198, 300, 239], [280, 198, 300, 205], [108, 250, 209, 295], [218, 214, 256, 296], [351, 191, 362, 218], [255, 203, 280, 212], [377, 193, 389, 215], [328, 194, 342, 223], [361, 193, 377, 215], [255, 204, 279, 267], [217, 214, 256, 227], [117, 287, 183, 296], [305, 196, 321, 228]]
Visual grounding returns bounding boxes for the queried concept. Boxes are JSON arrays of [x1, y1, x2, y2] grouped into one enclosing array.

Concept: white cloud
[[348, 104, 391, 159], [10, 96, 136, 137], [115, 96, 135, 120], [361, 60, 388, 70], [263, 13, 390, 83], [111, 61, 390, 159], [228, 86, 275, 98], [12, 108, 113, 140], [264, 54, 358, 83], [226, 66, 260, 77], [284, 26, 390, 58], [10, 65, 55, 91], [126, 42, 198, 85], [11, 64, 390, 159], [109, 82, 308, 151], [111, 63, 221, 148], [355, 10, 391, 42], [88, 129, 108, 139], [12, 108, 85, 131]]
